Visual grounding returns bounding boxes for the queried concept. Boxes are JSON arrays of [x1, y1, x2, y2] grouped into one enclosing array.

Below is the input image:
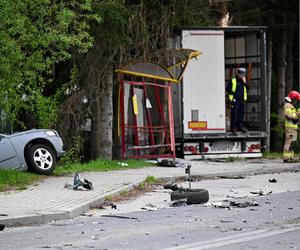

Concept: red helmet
[[288, 91, 300, 101]]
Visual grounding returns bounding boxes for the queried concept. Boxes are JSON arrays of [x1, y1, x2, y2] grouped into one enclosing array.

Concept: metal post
[[185, 165, 191, 189]]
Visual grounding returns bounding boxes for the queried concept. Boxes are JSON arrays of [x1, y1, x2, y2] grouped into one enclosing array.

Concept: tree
[[73, 0, 175, 160], [0, 0, 97, 130]]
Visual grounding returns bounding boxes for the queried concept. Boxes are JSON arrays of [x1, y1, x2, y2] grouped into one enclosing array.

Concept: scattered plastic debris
[[209, 200, 258, 210], [118, 162, 129, 167], [220, 219, 234, 223], [209, 202, 231, 210], [229, 201, 259, 208], [170, 200, 187, 207], [64, 173, 93, 191], [218, 176, 245, 179], [141, 203, 158, 211], [269, 178, 278, 183], [157, 158, 187, 168], [163, 183, 179, 191], [101, 215, 138, 220], [226, 195, 248, 199], [91, 235, 99, 240], [250, 190, 272, 196]]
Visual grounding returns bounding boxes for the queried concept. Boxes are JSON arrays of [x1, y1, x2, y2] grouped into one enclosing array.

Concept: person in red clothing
[[283, 90, 300, 162]]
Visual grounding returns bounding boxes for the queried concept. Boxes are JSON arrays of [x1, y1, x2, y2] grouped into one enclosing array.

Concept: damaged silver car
[[0, 129, 65, 174]]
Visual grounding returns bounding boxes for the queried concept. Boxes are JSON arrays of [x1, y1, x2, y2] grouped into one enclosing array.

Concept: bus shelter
[[116, 49, 201, 159]]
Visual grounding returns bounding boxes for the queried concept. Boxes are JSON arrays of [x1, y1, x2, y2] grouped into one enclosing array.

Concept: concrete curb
[[1, 165, 299, 227], [0, 179, 144, 227]]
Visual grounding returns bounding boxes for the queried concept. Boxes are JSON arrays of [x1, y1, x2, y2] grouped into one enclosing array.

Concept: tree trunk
[[90, 69, 113, 160], [266, 32, 272, 152], [99, 70, 113, 159], [90, 85, 102, 160], [286, 27, 294, 93], [273, 27, 287, 151]]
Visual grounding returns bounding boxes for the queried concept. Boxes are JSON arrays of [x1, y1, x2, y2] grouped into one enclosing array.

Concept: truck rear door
[[181, 30, 226, 136]]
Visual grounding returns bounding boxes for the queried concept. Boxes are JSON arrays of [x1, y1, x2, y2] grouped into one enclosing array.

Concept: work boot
[[283, 158, 292, 163], [283, 157, 300, 163]]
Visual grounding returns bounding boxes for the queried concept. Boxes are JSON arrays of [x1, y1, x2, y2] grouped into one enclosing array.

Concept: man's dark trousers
[[231, 100, 244, 130]]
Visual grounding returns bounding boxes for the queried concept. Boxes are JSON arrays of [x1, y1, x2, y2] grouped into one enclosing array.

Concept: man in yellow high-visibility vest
[[283, 90, 300, 162], [226, 68, 249, 134]]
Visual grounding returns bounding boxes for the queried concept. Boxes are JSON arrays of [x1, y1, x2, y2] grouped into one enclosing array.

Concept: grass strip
[[0, 159, 155, 192], [262, 152, 283, 159], [0, 169, 42, 192], [53, 159, 154, 175]]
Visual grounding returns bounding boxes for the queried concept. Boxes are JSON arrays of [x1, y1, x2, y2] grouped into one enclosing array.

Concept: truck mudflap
[[182, 140, 262, 158]]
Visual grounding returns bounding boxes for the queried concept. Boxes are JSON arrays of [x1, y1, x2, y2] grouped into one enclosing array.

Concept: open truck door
[[172, 27, 268, 159]]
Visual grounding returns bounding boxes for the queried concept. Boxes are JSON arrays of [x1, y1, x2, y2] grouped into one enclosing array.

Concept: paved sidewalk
[[0, 159, 299, 226]]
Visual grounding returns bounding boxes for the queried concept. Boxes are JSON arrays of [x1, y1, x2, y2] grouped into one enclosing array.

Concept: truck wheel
[[171, 189, 209, 204], [25, 144, 56, 175]]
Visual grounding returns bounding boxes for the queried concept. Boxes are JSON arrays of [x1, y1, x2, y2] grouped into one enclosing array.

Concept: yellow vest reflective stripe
[[285, 121, 298, 129], [285, 106, 298, 129], [228, 78, 247, 101], [283, 151, 294, 158]]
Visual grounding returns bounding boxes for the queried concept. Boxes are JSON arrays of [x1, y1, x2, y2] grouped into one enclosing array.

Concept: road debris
[[218, 175, 246, 179], [220, 219, 234, 223], [91, 235, 99, 240], [250, 190, 272, 196], [171, 200, 187, 207], [157, 158, 187, 168], [0, 224, 5, 231], [269, 178, 278, 183], [229, 201, 259, 208], [209, 200, 258, 210], [101, 215, 138, 220], [163, 183, 179, 191], [209, 202, 231, 210], [226, 195, 248, 199], [141, 203, 158, 211], [118, 162, 128, 167], [64, 173, 93, 191]]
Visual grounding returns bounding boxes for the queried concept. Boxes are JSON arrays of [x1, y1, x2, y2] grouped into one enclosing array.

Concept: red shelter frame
[[119, 80, 175, 159], [116, 49, 201, 160]]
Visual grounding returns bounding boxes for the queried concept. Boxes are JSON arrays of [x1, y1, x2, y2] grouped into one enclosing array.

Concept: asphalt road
[[1, 172, 300, 250]]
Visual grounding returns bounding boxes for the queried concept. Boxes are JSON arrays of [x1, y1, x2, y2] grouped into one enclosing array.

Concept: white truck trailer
[[171, 27, 269, 159]]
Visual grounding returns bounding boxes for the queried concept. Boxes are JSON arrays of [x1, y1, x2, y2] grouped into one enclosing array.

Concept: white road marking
[[163, 224, 300, 250]]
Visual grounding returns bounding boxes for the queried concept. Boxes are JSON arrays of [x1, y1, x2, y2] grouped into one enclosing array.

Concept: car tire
[[171, 189, 209, 204], [26, 144, 56, 175]]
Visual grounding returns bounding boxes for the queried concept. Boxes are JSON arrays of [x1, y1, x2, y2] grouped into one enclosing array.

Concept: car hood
[[4, 129, 57, 139]]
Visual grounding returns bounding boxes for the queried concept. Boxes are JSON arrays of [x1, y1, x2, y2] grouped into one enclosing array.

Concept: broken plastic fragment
[[141, 203, 158, 211], [157, 158, 187, 168], [171, 200, 187, 207], [269, 178, 278, 183], [64, 173, 93, 191]]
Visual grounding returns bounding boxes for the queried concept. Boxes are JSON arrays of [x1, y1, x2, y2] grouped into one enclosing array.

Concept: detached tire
[[171, 189, 209, 205], [26, 144, 56, 175]]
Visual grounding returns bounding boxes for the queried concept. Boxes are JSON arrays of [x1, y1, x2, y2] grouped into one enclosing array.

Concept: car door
[[0, 135, 21, 169]]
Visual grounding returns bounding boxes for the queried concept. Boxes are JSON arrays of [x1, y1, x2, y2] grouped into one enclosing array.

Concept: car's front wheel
[[26, 144, 56, 174]]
